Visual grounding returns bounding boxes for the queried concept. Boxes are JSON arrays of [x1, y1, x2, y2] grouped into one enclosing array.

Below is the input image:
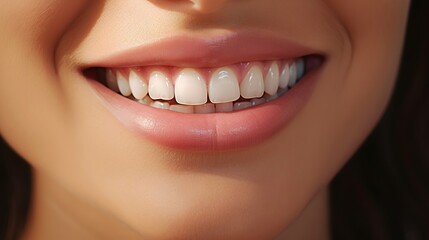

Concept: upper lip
[[81, 29, 322, 69]]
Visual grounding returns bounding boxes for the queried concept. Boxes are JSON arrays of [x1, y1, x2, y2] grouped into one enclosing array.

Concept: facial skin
[[0, 1, 409, 239]]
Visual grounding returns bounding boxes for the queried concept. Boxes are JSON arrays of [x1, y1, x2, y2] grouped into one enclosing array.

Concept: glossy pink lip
[[84, 30, 324, 150], [83, 30, 322, 68]]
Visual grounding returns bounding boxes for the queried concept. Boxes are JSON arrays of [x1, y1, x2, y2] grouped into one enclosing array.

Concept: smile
[[84, 30, 324, 150], [103, 57, 308, 113]]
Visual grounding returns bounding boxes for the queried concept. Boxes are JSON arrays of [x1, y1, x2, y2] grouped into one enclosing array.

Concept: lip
[[82, 29, 322, 68], [83, 30, 324, 150]]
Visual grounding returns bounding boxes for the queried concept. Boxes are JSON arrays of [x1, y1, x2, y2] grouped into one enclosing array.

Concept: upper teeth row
[[106, 59, 305, 106]]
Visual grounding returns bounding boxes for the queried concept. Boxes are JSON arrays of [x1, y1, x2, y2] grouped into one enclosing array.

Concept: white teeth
[[117, 71, 132, 97], [297, 58, 305, 79], [106, 69, 119, 92], [209, 67, 240, 103], [233, 102, 252, 111], [148, 71, 174, 100], [194, 103, 215, 114], [264, 62, 280, 96], [240, 65, 264, 99], [106, 57, 310, 113], [129, 70, 148, 100], [288, 61, 298, 87], [150, 101, 170, 110], [215, 102, 233, 113], [279, 64, 290, 89], [169, 104, 194, 114], [175, 69, 207, 105]]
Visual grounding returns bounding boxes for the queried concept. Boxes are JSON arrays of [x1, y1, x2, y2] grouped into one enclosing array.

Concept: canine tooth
[[288, 62, 298, 87], [233, 102, 252, 111], [195, 103, 215, 114], [169, 105, 194, 114], [264, 62, 280, 96], [250, 98, 266, 106], [279, 64, 290, 89], [150, 101, 170, 110], [129, 70, 148, 100], [215, 102, 233, 113], [138, 96, 153, 105], [117, 71, 131, 96], [175, 69, 207, 105], [148, 71, 174, 100], [106, 69, 119, 92], [240, 65, 264, 99], [297, 58, 305, 80], [209, 67, 240, 103]]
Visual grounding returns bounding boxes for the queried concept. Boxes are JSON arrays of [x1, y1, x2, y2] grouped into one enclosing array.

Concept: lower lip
[[89, 68, 321, 150]]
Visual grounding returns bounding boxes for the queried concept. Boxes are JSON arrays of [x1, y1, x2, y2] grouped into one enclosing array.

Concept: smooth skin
[[0, 0, 409, 239]]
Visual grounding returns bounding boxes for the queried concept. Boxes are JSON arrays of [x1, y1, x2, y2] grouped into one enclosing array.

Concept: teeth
[[148, 71, 174, 100], [266, 93, 278, 102], [264, 62, 280, 96], [106, 69, 119, 92], [240, 65, 264, 99], [175, 68, 207, 105], [194, 103, 215, 114], [150, 101, 170, 110], [250, 98, 266, 106], [169, 105, 194, 114], [297, 58, 305, 80], [288, 61, 298, 87], [279, 63, 290, 89], [209, 67, 240, 103], [277, 86, 289, 96], [233, 101, 252, 111], [117, 71, 132, 97], [129, 70, 148, 100], [106, 57, 312, 113], [215, 102, 233, 113], [138, 96, 154, 105]]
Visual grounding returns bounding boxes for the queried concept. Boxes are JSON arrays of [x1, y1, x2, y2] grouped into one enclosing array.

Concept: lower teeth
[[131, 86, 291, 114]]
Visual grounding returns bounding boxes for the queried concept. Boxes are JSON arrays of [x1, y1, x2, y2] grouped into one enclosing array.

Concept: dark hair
[[0, 138, 31, 240], [330, 0, 429, 239], [0, 1, 428, 239]]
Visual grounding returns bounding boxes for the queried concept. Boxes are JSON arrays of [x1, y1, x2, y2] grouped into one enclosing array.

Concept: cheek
[[0, 1, 91, 163], [335, 0, 410, 126], [309, 0, 410, 163], [271, 0, 411, 203], [0, 1, 91, 51]]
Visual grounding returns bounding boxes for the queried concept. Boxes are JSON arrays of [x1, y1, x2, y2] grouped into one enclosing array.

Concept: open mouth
[[82, 31, 325, 150], [89, 56, 319, 114]]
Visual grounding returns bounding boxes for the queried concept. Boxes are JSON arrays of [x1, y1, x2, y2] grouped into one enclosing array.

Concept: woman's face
[[0, 0, 409, 239]]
